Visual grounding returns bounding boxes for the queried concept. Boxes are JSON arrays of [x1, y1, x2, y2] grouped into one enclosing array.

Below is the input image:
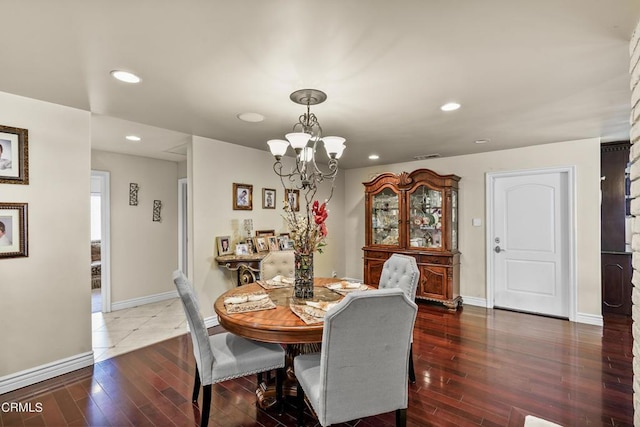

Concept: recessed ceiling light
[[475, 139, 489, 144], [125, 135, 141, 142], [369, 154, 380, 160], [237, 112, 265, 123], [440, 102, 461, 112], [110, 70, 141, 84]]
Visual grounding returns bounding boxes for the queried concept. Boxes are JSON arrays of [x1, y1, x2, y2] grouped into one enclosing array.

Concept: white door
[[490, 169, 571, 318]]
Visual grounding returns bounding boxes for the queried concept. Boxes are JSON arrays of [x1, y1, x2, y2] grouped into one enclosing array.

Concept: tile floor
[[91, 297, 188, 363]]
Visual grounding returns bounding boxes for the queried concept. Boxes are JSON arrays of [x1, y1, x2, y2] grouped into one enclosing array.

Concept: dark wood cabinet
[[362, 168, 461, 310], [600, 141, 631, 316], [601, 252, 632, 316]]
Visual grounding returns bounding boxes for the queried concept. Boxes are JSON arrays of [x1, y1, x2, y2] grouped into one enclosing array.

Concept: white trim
[[0, 352, 94, 394], [178, 178, 188, 274], [91, 170, 111, 313], [485, 166, 577, 321], [460, 296, 488, 308], [575, 312, 604, 326], [111, 290, 178, 311], [204, 315, 220, 329]]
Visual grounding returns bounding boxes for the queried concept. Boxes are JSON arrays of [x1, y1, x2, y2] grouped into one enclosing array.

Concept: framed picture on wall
[[233, 183, 253, 210], [0, 202, 28, 258], [262, 188, 276, 209], [216, 235, 232, 256], [0, 125, 29, 185], [285, 189, 300, 211]]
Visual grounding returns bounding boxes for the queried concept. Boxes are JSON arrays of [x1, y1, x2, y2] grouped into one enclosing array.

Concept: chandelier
[[267, 89, 345, 203]]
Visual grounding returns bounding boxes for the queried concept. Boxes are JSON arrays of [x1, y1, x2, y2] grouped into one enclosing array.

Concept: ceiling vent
[[413, 153, 441, 160]]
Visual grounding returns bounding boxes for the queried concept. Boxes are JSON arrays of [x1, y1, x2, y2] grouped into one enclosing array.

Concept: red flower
[[312, 200, 328, 225]]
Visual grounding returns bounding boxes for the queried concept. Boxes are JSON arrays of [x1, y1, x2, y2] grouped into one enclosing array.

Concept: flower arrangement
[[283, 199, 329, 254]]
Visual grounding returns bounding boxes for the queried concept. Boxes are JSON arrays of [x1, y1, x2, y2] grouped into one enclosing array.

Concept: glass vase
[[294, 251, 314, 300]]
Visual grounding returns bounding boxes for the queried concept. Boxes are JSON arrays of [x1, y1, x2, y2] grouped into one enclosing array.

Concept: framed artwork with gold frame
[[233, 183, 253, 210], [285, 189, 300, 211]]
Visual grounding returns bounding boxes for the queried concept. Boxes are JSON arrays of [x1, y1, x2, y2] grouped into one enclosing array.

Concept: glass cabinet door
[[371, 188, 400, 246], [451, 189, 458, 251], [408, 185, 442, 249]]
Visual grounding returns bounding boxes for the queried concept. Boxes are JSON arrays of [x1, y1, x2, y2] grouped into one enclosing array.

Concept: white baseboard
[[460, 296, 488, 307], [575, 312, 603, 326], [111, 290, 179, 311], [0, 351, 94, 395]]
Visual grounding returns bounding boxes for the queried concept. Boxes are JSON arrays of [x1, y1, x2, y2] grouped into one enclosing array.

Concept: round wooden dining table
[[213, 277, 343, 344], [213, 277, 368, 408]]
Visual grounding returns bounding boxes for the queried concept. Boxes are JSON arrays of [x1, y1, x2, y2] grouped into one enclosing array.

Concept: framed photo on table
[[262, 188, 276, 209], [0, 202, 28, 258], [267, 236, 279, 251], [254, 237, 269, 253], [216, 235, 232, 256], [233, 183, 253, 210], [0, 125, 29, 185]]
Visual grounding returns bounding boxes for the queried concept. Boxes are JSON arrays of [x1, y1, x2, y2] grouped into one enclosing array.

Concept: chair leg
[[408, 344, 416, 384], [297, 382, 305, 427], [201, 384, 212, 427], [276, 368, 284, 413], [192, 365, 201, 402], [396, 408, 407, 427]]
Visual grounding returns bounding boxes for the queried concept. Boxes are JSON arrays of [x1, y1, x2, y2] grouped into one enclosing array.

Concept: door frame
[[485, 166, 577, 321], [178, 178, 188, 275], [91, 170, 112, 313]]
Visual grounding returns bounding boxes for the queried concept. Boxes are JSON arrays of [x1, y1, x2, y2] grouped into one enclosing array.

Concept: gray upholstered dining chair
[[172, 270, 286, 427], [379, 253, 420, 383], [294, 288, 417, 427], [260, 250, 295, 280]]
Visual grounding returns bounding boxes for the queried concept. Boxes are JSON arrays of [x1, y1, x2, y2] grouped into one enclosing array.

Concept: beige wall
[[0, 91, 91, 376], [189, 136, 345, 318], [178, 160, 187, 179], [344, 138, 601, 316], [91, 150, 179, 303]]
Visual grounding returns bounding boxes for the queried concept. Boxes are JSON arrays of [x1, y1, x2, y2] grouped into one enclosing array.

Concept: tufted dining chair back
[[260, 250, 295, 280], [294, 288, 417, 426], [379, 254, 419, 299], [378, 254, 420, 383]]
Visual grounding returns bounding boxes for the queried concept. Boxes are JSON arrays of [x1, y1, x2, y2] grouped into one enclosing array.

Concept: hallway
[[91, 297, 187, 362]]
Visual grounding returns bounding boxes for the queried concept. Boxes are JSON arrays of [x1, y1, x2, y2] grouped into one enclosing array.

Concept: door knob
[[494, 245, 504, 253]]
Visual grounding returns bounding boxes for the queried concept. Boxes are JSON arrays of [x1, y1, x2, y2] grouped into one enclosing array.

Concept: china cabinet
[[363, 168, 461, 310]]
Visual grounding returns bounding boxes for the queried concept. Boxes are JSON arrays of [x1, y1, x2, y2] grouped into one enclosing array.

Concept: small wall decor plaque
[[129, 183, 139, 206], [152, 200, 162, 222]]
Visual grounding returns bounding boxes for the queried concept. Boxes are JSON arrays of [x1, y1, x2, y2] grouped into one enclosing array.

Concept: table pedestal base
[[255, 342, 320, 410]]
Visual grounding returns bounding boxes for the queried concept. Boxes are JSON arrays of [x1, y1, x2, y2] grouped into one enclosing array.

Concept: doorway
[[178, 178, 188, 276], [486, 167, 576, 320], [91, 170, 111, 313]]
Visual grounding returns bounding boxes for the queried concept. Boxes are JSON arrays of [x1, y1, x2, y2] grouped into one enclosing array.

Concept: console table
[[215, 253, 267, 285]]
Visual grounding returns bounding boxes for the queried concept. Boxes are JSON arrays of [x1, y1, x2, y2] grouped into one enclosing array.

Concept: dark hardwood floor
[[0, 304, 632, 426]]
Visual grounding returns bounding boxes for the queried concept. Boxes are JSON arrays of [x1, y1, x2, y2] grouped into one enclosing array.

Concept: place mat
[[224, 293, 276, 314], [290, 303, 326, 325], [325, 281, 370, 296], [257, 279, 293, 289]]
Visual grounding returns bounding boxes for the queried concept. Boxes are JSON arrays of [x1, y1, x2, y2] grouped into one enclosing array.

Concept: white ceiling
[[0, 1, 638, 168]]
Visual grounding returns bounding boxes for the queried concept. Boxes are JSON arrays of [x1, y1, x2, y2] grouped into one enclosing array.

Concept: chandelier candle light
[[267, 89, 346, 299]]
